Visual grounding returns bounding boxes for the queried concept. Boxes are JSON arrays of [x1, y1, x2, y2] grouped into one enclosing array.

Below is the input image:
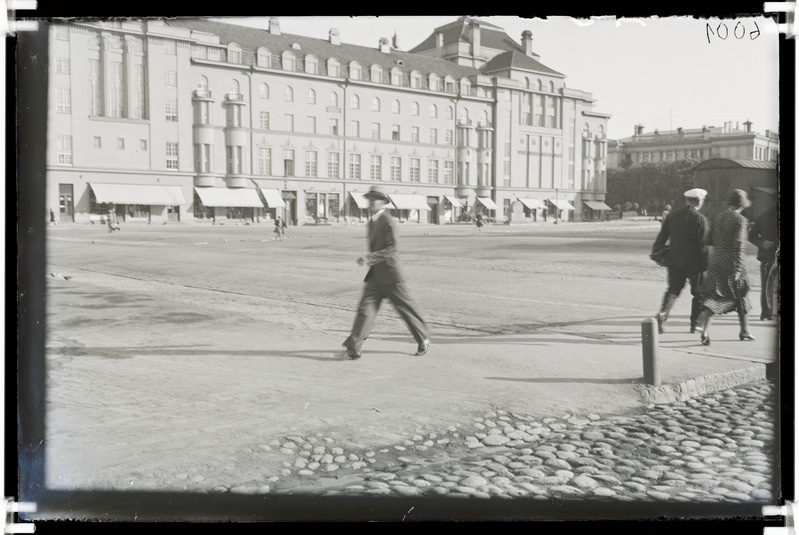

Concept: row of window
[[56, 135, 177, 169]]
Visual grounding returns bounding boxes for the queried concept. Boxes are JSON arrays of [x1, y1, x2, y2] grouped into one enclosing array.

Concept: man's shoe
[[690, 324, 703, 334], [415, 339, 430, 356], [345, 347, 361, 360]]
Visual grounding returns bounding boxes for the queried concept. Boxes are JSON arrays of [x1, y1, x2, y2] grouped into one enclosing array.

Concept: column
[[124, 36, 137, 119], [101, 32, 114, 117]]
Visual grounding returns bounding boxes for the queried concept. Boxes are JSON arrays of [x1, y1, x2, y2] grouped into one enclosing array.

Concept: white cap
[[684, 188, 708, 200]]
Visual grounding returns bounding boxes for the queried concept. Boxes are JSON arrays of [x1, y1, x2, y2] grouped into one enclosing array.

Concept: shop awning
[[426, 196, 440, 205], [349, 192, 370, 209], [259, 188, 286, 208], [475, 197, 499, 210], [547, 198, 575, 211], [388, 194, 429, 210], [444, 195, 463, 208], [583, 200, 613, 211], [89, 183, 186, 205], [194, 187, 264, 207], [518, 198, 546, 210]]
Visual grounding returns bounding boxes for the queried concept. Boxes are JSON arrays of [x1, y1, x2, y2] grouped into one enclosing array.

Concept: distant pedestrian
[[696, 189, 755, 345], [49, 209, 56, 225], [747, 203, 778, 320], [651, 188, 709, 335], [107, 208, 120, 233], [281, 216, 289, 239], [273, 217, 283, 241], [342, 185, 430, 360], [475, 213, 484, 231]]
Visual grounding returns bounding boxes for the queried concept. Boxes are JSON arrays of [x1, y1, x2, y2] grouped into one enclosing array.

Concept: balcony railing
[[225, 92, 244, 102], [192, 89, 212, 99]]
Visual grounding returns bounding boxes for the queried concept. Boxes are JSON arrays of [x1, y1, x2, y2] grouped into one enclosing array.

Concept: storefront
[[583, 200, 613, 221], [546, 198, 576, 223], [305, 191, 340, 223], [88, 183, 186, 224], [387, 193, 429, 223], [257, 187, 286, 222], [517, 198, 546, 222], [443, 195, 462, 223], [474, 197, 498, 221], [193, 187, 264, 223], [348, 191, 370, 222]]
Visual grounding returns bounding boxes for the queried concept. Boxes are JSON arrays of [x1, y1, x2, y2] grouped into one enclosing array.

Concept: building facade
[[607, 122, 780, 170], [47, 17, 611, 225]]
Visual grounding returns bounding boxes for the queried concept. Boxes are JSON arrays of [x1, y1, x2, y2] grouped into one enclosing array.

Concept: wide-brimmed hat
[[728, 189, 751, 208], [683, 188, 708, 200], [363, 185, 389, 202]]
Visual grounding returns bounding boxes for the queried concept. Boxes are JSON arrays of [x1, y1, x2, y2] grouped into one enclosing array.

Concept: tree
[[607, 160, 697, 213]]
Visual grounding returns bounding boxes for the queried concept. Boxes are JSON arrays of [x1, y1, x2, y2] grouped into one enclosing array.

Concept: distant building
[[608, 122, 779, 169], [47, 16, 610, 225]]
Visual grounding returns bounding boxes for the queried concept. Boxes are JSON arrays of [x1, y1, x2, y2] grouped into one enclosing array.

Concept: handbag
[[650, 245, 669, 267]]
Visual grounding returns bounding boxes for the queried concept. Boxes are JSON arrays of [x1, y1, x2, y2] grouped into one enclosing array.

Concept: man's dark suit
[[343, 210, 428, 352], [652, 204, 709, 330], [748, 206, 779, 319]]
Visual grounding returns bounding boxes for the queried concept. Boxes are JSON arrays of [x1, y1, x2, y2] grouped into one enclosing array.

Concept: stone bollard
[[641, 318, 661, 386]]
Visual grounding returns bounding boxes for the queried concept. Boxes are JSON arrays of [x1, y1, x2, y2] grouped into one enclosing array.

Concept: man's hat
[[363, 185, 389, 202], [728, 188, 751, 208], [683, 188, 708, 200]]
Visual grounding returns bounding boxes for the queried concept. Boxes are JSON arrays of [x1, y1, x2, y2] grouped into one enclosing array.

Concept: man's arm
[[652, 215, 670, 253], [361, 217, 398, 266]]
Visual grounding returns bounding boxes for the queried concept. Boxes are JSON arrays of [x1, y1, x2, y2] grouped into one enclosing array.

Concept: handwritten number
[[734, 21, 745, 39], [750, 20, 761, 40], [706, 23, 715, 43], [717, 22, 729, 40]]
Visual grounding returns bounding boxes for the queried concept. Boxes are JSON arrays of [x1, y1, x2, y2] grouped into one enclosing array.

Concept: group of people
[[651, 187, 779, 346]]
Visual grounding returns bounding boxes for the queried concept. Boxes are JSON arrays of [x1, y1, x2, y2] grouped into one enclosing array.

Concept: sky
[[211, 15, 781, 141]]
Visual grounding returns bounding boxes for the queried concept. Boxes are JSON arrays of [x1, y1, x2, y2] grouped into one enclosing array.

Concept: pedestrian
[[651, 188, 709, 335], [475, 213, 484, 231], [660, 204, 671, 223], [273, 217, 283, 241], [281, 216, 289, 239], [107, 208, 120, 233], [49, 208, 56, 225], [342, 185, 430, 360], [695, 189, 755, 345], [747, 203, 779, 320]]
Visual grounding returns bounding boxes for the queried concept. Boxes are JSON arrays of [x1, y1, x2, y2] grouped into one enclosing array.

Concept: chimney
[[329, 28, 340, 45], [391, 31, 399, 50], [635, 124, 644, 136], [379, 37, 390, 53], [736, 121, 740, 131], [744, 119, 752, 132], [469, 21, 481, 57], [436, 31, 444, 48], [521, 30, 533, 56], [677, 127, 683, 134], [269, 17, 281, 35]]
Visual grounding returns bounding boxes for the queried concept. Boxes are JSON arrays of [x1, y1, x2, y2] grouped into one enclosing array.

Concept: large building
[[47, 17, 611, 226], [607, 122, 780, 169]]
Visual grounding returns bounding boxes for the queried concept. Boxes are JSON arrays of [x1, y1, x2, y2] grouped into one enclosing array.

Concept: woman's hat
[[363, 185, 389, 202], [728, 189, 751, 208]]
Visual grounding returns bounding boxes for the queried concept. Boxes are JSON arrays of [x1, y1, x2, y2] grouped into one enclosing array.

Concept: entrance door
[[58, 183, 74, 222], [167, 205, 180, 222]]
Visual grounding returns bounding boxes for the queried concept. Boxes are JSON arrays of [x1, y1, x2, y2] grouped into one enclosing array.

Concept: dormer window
[[227, 43, 241, 64]]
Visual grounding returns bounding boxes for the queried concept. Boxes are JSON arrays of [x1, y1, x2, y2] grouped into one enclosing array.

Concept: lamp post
[[554, 187, 559, 225], [283, 176, 288, 224]]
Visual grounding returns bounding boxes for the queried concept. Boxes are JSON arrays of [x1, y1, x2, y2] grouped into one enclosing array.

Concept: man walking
[[651, 188, 709, 334], [342, 185, 430, 360]]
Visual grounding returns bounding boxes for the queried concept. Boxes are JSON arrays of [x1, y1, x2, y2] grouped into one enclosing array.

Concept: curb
[[638, 364, 768, 404]]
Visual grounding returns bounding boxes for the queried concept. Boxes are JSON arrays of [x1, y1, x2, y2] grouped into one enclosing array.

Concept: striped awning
[[194, 187, 264, 207], [444, 195, 463, 208], [517, 198, 546, 210], [89, 183, 186, 205], [349, 192, 370, 209], [476, 197, 499, 210], [388, 194, 429, 211], [259, 188, 286, 208]]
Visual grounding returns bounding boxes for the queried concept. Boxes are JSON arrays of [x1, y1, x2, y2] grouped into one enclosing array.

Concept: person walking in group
[[695, 189, 755, 345], [747, 202, 779, 320], [342, 185, 430, 360], [651, 188, 709, 334]]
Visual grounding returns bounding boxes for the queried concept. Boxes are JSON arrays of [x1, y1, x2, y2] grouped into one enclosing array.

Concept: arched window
[[481, 110, 489, 124], [228, 43, 241, 64], [549, 81, 555, 93], [282, 52, 296, 71], [447, 106, 454, 120], [525, 77, 531, 89], [392, 99, 400, 114], [327, 58, 340, 78], [410, 71, 422, 89], [349, 61, 361, 81], [330, 91, 339, 107], [307, 89, 316, 105], [259, 82, 269, 99], [537, 79, 543, 91], [305, 55, 319, 75], [412, 102, 419, 116], [583, 123, 590, 137], [429, 74, 440, 92], [371, 97, 381, 112], [230, 79, 240, 94], [285, 86, 294, 102], [198, 75, 209, 90], [391, 67, 402, 86], [350, 94, 360, 109], [460, 108, 469, 122], [429, 104, 437, 118], [256, 47, 270, 68], [370, 65, 382, 83]]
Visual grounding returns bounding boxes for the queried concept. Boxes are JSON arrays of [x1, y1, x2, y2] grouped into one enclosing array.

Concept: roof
[[408, 17, 526, 55], [166, 18, 481, 79], [480, 50, 564, 77], [692, 158, 778, 171]]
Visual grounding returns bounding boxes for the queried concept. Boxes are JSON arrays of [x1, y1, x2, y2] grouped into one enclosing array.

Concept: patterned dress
[[699, 209, 752, 314]]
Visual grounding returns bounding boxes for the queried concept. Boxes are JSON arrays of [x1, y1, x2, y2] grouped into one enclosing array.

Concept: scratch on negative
[[402, 506, 414, 521]]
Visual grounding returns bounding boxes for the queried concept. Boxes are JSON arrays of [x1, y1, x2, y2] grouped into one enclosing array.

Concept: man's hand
[[356, 256, 366, 266]]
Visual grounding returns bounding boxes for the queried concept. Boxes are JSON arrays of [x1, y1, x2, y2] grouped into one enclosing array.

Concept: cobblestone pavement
[[228, 381, 777, 502]]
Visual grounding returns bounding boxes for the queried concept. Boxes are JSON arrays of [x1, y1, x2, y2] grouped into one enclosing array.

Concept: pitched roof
[[408, 16, 525, 55], [165, 18, 481, 79], [693, 158, 777, 171], [480, 50, 564, 77]]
